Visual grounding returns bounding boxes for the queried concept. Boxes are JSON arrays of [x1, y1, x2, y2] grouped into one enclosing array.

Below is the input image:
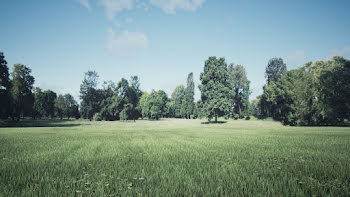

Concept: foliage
[[184, 72, 195, 119], [0, 52, 11, 119], [141, 90, 169, 120], [80, 71, 100, 120], [93, 112, 102, 121], [228, 63, 251, 118], [265, 57, 287, 84], [199, 56, 233, 122], [10, 64, 35, 121]]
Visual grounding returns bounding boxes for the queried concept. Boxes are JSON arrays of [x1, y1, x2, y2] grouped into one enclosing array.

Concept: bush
[[245, 116, 251, 120], [233, 114, 239, 120], [93, 113, 102, 121]]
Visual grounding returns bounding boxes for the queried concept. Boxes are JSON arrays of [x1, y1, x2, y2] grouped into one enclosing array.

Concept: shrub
[[93, 113, 102, 121]]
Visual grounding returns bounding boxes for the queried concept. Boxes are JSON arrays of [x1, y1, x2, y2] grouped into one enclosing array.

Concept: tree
[[33, 87, 45, 119], [228, 64, 251, 118], [141, 90, 169, 120], [0, 52, 11, 119], [265, 57, 287, 84], [80, 71, 100, 120], [42, 90, 57, 118], [171, 85, 186, 118], [55, 94, 65, 119], [100, 81, 117, 120], [63, 94, 78, 119], [184, 72, 195, 119], [199, 56, 232, 122], [10, 64, 35, 121]]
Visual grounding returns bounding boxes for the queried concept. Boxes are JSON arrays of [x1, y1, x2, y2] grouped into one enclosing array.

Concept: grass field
[[0, 119, 350, 196]]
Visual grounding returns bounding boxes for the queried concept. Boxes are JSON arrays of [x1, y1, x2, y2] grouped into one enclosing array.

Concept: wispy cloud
[[149, 0, 205, 14], [328, 46, 350, 59], [75, 0, 91, 11], [107, 29, 148, 57], [98, 0, 133, 26], [285, 50, 307, 68]]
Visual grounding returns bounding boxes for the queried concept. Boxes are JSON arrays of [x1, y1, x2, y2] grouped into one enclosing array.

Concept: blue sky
[[1, 0, 350, 101]]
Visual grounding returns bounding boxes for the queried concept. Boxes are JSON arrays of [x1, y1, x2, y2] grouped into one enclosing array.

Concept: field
[[0, 119, 350, 196]]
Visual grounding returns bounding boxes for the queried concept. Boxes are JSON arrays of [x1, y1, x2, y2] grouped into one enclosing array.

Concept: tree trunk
[[215, 112, 218, 123], [238, 104, 241, 119]]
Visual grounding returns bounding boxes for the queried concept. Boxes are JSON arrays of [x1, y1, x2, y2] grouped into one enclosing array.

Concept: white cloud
[[107, 29, 148, 57], [149, 0, 205, 14], [125, 17, 134, 23], [329, 46, 350, 59], [75, 0, 91, 11], [285, 50, 308, 68], [98, 0, 133, 26]]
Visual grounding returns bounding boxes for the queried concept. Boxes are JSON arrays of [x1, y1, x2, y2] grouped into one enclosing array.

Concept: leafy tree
[[228, 64, 251, 118], [63, 94, 78, 119], [80, 71, 100, 120], [263, 68, 313, 125], [199, 56, 232, 122], [139, 91, 149, 119], [42, 90, 57, 118], [171, 85, 186, 118], [33, 87, 45, 119], [184, 72, 195, 119], [0, 52, 11, 119], [99, 81, 117, 120], [10, 64, 35, 121], [307, 56, 350, 124], [265, 57, 287, 84], [55, 94, 65, 119], [141, 90, 169, 120]]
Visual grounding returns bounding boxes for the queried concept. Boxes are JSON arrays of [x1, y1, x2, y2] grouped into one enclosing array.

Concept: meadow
[[0, 119, 349, 196]]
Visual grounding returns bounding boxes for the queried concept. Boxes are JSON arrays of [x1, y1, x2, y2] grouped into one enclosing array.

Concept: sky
[[1, 0, 350, 101]]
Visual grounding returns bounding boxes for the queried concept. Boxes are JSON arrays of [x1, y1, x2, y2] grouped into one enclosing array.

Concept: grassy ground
[[0, 118, 349, 196]]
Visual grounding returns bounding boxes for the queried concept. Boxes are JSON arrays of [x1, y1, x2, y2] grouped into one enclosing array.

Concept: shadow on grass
[[201, 121, 227, 124], [0, 119, 83, 128]]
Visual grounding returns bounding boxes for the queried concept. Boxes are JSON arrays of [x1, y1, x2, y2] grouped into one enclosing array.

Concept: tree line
[[0, 52, 80, 121], [1, 51, 349, 125]]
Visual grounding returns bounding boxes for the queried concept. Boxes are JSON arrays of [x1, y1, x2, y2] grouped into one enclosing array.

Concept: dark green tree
[[228, 63, 251, 118], [10, 64, 35, 121], [265, 57, 287, 84], [171, 85, 186, 118], [0, 52, 12, 119], [80, 71, 100, 120], [199, 56, 232, 122], [184, 72, 195, 119], [42, 90, 57, 118]]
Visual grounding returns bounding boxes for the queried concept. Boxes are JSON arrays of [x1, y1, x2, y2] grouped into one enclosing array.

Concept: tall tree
[[42, 90, 57, 118], [228, 64, 251, 118], [199, 56, 232, 122], [0, 52, 11, 119], [265, 57, 287, 84], [10, 64, 35, 121], [184, 72, 195, 119], [55, 94, 66, 120], [171, 85, 186, 118], [80, 71, 100, 120], [33, 87, 45, 119]]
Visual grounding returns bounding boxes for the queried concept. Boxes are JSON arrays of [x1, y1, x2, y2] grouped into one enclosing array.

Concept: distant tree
[[80, 71, 100, 120], [263, 68, 313, 125], [99, 81, 117, 120], [184, 72, 195, 119], [265, 57, 287, 84], [171, 85, 186, 118], [139, 91, 149, 119], [10, 64, 35, 121], [199, 57, 232, 122], [308, 56, 350, 124], [228, 64, 251, 118], [33, 87, 45, 119], [141, 90, 169, 120], [55, 94, 65, 120], [193, 100, 203, 119], [63, 94, 78, 119], [250, 98, 261, 118], [42, 90, 57, 118], [0, 52, 12, 119]]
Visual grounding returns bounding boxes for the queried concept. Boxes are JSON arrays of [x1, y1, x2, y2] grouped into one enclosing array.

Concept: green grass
[[0, 119, 350, 196]]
